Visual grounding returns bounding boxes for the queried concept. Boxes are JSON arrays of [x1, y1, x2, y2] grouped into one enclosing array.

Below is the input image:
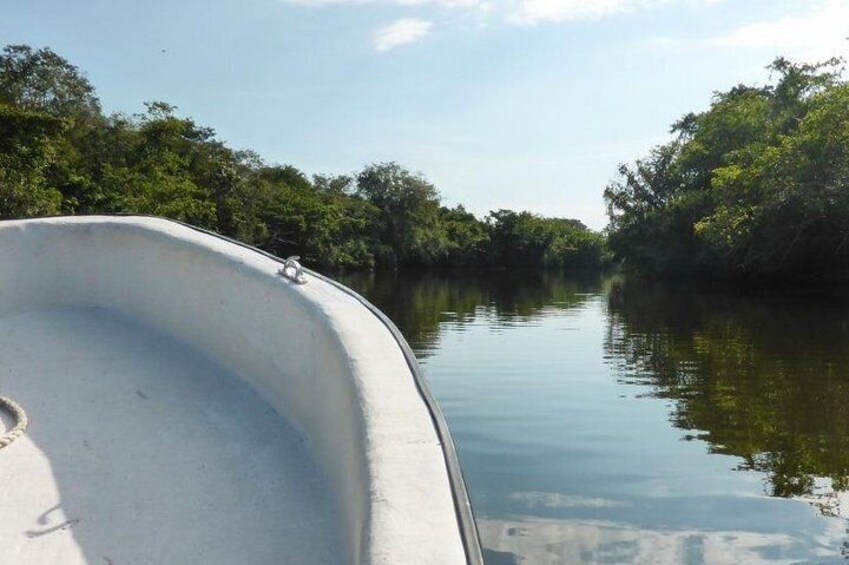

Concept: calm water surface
[[338, 271, 849, 564]]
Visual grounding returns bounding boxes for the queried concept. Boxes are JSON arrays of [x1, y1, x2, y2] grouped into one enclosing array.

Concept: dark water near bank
[[338, 271, 849, 564]]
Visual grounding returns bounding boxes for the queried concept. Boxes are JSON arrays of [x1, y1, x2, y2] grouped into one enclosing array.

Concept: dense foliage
[[605, 57, 849, 282], [0, 44, 605, 271]]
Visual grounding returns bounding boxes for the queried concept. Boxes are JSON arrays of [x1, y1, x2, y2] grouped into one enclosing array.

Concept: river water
[[339, 271, 849, 564]]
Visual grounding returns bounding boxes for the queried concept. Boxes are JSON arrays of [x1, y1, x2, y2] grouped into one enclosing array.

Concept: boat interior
[[0, 216, 472, 564], [0, 306, 343, 564]]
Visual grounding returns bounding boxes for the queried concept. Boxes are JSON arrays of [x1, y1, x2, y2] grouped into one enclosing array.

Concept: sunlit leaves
[[606, 56, 849, 281]]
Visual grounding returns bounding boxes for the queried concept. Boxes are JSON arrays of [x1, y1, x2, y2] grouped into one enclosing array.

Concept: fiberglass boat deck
[[0, 216, 482, 565]]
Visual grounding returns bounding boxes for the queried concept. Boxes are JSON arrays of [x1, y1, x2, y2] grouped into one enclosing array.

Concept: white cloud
[[286, 0, 719, 25], [283, 0, 728, 50], [711, 0, 849, 61], [287, 0, 483, 7], [374, 18, 434, 51], [509, 0, 666, 25]]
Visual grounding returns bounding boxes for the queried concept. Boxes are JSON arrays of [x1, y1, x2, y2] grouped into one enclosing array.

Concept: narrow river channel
[[341, 271, 849, 564]]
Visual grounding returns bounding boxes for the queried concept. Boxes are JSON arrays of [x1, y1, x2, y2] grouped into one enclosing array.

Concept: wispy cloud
[[284, 0, 727, 50], [508, 0, 666, 26], [287, 0, 483, 6], [285, 0, 718, 25], [374, 18, 434, 51], [710, 0, 849, 60]]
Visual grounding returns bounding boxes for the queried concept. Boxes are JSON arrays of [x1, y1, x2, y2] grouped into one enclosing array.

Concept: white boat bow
[[0, 216, 482, 565]]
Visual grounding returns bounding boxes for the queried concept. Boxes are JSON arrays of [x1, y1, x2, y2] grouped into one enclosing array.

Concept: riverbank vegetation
[[0, 44, 606, 271], [605, 57, 849, 283], [9, 43, 846, 281]]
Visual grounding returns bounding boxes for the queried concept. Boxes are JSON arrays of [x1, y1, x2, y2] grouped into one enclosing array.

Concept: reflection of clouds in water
[[509, 491, 631, 509], [478, 518, 845, 565], [798, 478, 849, 519]]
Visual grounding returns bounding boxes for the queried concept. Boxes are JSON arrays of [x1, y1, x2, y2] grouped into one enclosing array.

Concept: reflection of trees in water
[[336, 270, 602, 356], [605, 277, 849, 513]]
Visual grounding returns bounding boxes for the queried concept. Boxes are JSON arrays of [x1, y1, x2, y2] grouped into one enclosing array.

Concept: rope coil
[[0, 396, 28, 449]]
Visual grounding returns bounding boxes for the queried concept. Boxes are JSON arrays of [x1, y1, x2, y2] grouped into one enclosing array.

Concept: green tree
[[0, 44, 100, 119], [0, 43, 608, 273], [96, 102, 217, 226], [0, 44, 107, 213], [439, 205, 489, 267], [606, 56, 849, 282], [356, 162, 447, 266], [0, 103, 64, 218], [487, 209, 605, 269]]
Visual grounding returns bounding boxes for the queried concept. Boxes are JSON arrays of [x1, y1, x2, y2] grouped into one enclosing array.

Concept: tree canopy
[[605, 57, 849, 282], [0, 44, 606, 271]]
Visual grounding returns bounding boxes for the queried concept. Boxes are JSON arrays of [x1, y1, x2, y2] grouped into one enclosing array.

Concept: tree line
[[605, 57, 849, 283], [0, 44, 606, 271]]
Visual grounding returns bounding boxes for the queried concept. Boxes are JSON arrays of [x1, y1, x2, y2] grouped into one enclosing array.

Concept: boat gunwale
[[115, 214, 485, 565]]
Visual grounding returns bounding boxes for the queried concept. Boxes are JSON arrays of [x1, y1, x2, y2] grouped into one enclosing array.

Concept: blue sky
[[4, 0, 849, 229]]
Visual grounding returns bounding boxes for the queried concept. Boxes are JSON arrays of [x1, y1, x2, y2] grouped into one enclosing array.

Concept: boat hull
[[0, 216, 481, 564]]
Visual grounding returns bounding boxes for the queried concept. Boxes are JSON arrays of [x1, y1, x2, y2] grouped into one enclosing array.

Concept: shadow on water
[[605, 277, 849, 516]]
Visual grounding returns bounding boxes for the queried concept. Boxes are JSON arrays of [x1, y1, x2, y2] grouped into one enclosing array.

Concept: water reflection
[[606, 278, 849, 514], [477, 517, 842, 565], [337, 270, 849, 563], [338, 270, 603, 356]]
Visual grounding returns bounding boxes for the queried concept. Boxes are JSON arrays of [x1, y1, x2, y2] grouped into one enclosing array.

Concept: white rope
[[0, 396, 28, 449]]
